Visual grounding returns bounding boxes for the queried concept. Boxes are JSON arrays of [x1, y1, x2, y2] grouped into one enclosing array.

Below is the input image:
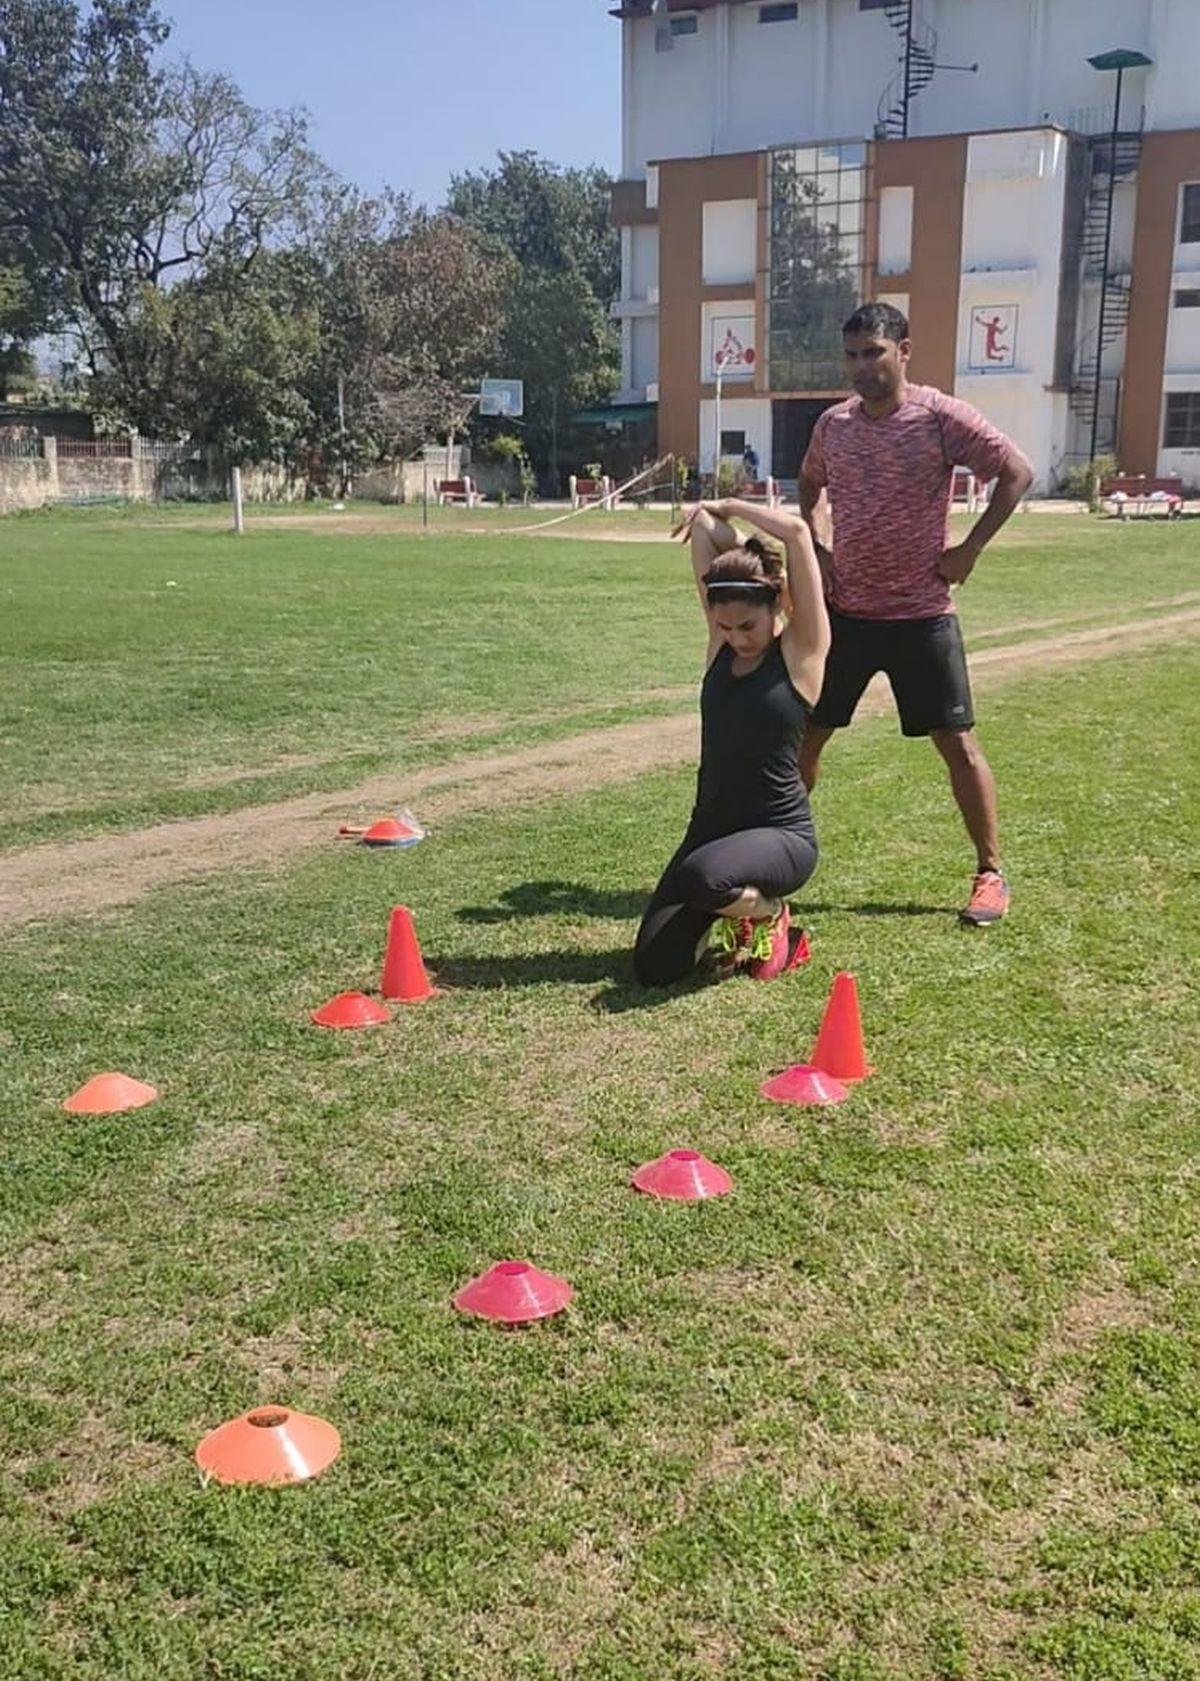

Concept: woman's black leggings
[[633, 826, 818, 987]]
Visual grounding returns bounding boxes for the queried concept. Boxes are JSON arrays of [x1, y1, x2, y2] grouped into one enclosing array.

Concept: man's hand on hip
[[938, 541, 981, 585]]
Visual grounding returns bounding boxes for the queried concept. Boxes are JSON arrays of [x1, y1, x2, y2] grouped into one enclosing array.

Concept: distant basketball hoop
[[479, 377, 524, 418]]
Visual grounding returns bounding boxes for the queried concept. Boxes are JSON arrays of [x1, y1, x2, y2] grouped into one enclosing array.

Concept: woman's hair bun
[[742, 535, 783, 576]]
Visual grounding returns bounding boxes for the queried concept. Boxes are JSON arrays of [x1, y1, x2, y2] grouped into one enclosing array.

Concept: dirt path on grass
[[2, 606, 1198, 930]]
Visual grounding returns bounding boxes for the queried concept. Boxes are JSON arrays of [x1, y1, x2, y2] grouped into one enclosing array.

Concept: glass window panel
[[768, 143, 867, 392], [1180, 184, 1200, 243], [838, 203, 862, 235], [1164, 391, 1200, 447]]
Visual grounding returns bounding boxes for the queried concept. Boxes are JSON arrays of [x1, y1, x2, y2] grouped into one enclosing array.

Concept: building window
[[1180, 184, 1200, 244], [720, 430, 746, 456], [1174, 289, 1200, 309], [669, 13, 698, 35], [759, 3, 798, 20], [1163, 392, 1200, 448], [768, 143, 869, 391]]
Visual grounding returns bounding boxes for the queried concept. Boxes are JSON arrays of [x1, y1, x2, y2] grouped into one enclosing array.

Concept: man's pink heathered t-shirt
[[802, 383, 1015, 621]]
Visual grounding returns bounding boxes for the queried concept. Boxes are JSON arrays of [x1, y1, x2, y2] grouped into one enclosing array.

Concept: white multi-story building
[[607, 0, 1200, 488]]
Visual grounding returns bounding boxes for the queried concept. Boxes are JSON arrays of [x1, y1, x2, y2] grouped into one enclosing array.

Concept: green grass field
[[2, 508, 1200, 1678], [2, 504, 1198, 849]]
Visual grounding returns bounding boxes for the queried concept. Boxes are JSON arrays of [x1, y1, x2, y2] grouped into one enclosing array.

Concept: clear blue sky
[[162, 0, 621, 205]]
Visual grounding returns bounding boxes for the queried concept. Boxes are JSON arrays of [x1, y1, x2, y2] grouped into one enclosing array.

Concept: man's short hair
[[843, 301, 910, 342]]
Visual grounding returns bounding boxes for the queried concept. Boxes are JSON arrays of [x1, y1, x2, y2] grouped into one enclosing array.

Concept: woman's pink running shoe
[[748, 903, 793, 980]]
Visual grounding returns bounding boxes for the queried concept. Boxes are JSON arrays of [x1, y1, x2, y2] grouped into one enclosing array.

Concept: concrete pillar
[[42, 434, 59, 503]]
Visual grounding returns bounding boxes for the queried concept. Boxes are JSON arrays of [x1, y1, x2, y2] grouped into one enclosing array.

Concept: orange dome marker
[[362, 816, 423, 848], [811, 971, 873, 1082], [195, 1406, 341, 1485], [310, 991, 390, 1029], [380, 906, 438, 1003], [62, 1072, 159, 1114], [337, 809, 426, 848]]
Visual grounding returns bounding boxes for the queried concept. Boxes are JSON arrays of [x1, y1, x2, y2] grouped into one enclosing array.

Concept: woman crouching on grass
[[633, 498, 829, 986]]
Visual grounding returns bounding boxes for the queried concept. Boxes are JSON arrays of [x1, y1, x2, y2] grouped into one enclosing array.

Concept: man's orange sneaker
[[960, 871, 1009, 926]]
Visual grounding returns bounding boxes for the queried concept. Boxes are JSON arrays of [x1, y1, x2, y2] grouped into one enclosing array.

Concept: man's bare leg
[[930, 728, 1000, 874]]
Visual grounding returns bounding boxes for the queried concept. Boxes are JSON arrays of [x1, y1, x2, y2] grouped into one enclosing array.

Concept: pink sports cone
[[759, 1063, 849, 1106], [453, 1260, 573, 1324], [310, 990, 390, 1029], [631, 1149, 733, 1200]]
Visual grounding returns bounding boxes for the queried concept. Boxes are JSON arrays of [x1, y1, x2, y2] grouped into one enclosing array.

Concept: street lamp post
[[1086, 48, 1153, 465]]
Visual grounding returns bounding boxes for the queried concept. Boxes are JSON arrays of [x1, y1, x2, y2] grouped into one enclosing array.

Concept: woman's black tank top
[[691, 638, 814, 841]]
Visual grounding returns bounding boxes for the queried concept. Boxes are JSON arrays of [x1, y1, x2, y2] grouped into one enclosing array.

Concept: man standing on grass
[[798, 302, 1034, 926]]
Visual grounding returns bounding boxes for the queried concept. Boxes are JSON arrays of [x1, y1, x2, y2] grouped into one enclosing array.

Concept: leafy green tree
[[0, 1, 325, 409], [101, 192, 503, 478], [447, 150, 618, 304], [447, 151, 620, 485], [292, 191, 504, 489], [0, 256, 48, 396], [501, 267, 619, 486], [93, 254, 319, 461]]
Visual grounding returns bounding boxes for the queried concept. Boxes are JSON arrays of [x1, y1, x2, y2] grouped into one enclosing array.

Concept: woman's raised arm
[[697, 499, 830, 702], [672, 504, 740, 664]]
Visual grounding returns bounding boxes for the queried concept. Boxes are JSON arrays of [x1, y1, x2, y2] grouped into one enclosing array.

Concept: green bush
[[715, 459, 740, 498], [481, 432, 524, 465], [1057, 454, 1118, 502]]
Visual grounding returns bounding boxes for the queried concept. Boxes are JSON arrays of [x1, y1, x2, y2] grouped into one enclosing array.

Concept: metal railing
[[0, 434, 202, 462], [53, 437, 134, 459]]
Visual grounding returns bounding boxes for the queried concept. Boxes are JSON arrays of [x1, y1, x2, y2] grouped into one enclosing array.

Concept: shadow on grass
[[457, 880, 648, 924], [458, 881, 953, 926], [428, 945, 719, 1015], [804, 900, 955, 918]]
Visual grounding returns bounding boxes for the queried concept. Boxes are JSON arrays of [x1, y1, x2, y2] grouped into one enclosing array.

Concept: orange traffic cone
[[195, 1406, 341, 1485], [810, 971, 873, 1082], [380, 905, 438, 1003], [62, 1072, 159, 1114]]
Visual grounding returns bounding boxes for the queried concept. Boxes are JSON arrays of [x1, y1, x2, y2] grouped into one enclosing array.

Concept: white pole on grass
[[713, 353, 724, 492], [231, 465, 244, 534]]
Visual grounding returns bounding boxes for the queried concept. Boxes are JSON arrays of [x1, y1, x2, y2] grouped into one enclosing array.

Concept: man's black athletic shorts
[[810, 609, 975, 737]]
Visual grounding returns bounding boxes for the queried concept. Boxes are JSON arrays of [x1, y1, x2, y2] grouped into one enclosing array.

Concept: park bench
[[1101, 474, 1184, 519], [569, 474, 617, 509], [739, 477, 781, 507], [436, 476, 481, 508]]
